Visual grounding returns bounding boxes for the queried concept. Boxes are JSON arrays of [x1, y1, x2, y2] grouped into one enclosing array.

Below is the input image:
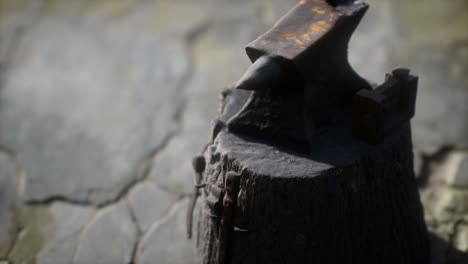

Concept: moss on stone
[[7, 206, 54, 264], [0, 206, 19, 259]]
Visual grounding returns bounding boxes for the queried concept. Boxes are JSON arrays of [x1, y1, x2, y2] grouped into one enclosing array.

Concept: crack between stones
[[5, 11, 211, 264], [26, 46, 193, 206], [129, 21, 210, 264], [25, 126, 180, 210], [123, 130, 189, 264], [22, 51, 186, 264], [24, 13, 210, 209], [131, 198, 188, 263], [96, 129, 178, 209], [26, 196, 92, 208], [30, 19, 210, 264], [37, 226, 89, 264], [128, 23, 211, 264], [137, 21, 212, 199], [127, 200, 141, 264], [70, 209, 98, 264]]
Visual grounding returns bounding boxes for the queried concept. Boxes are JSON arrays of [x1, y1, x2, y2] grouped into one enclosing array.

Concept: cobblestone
[[73, 203, 137, 264], [0, 0, 466, 263], [0, 17, 190, 204], [37, 203, 94, 264], [136, 199, 200, 264], [128, 182, 176, 233]]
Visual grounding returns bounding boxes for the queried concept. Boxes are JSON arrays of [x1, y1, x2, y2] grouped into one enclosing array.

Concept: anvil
[[227, 0, 373, 152]]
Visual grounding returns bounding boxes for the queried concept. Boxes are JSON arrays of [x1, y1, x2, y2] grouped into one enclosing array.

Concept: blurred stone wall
[[389, 1, 468, 262], [0, 0, 467, 263]]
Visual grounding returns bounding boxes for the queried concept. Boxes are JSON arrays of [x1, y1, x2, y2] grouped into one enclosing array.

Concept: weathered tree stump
[[196, 89, 429, 264]]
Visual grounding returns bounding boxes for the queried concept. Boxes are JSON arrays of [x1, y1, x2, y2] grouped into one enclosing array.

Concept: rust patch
[[245, 0, 368, 60], [280, 32, 306, 47], [278, 18, 332, 49], [301, 33, 312, 42], [330, 11, 342, 20], [309, 20, 332, 34], [311, 6, 326, 15]]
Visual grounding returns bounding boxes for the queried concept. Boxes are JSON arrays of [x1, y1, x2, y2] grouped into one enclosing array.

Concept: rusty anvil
[[226, 0, 417, 152]]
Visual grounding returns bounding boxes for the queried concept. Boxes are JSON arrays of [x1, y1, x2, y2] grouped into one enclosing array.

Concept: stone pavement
[[0, 0, 467, 263]]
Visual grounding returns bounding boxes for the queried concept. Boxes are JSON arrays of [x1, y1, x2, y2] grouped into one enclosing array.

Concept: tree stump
[[196, 89, 429, 264]]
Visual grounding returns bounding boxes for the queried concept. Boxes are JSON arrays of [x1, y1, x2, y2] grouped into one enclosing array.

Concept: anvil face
[[236, 0, 370, 92], [245, 0, 369, 63]]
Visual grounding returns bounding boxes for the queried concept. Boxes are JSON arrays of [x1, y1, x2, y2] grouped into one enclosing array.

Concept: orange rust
[[309, 19, 332, 34], [324, 11, 342, 23], [279, 32, 305, 47], [301, 33, 312, 41], [311, 6, 326, 15]]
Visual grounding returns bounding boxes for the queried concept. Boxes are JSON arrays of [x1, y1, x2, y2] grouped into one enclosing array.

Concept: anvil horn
[[235, 57, 285, 91], [236, 0, 370, 94]]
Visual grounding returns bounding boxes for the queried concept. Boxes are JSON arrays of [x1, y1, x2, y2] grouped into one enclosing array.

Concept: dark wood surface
[[196, 89, 430, 263]]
